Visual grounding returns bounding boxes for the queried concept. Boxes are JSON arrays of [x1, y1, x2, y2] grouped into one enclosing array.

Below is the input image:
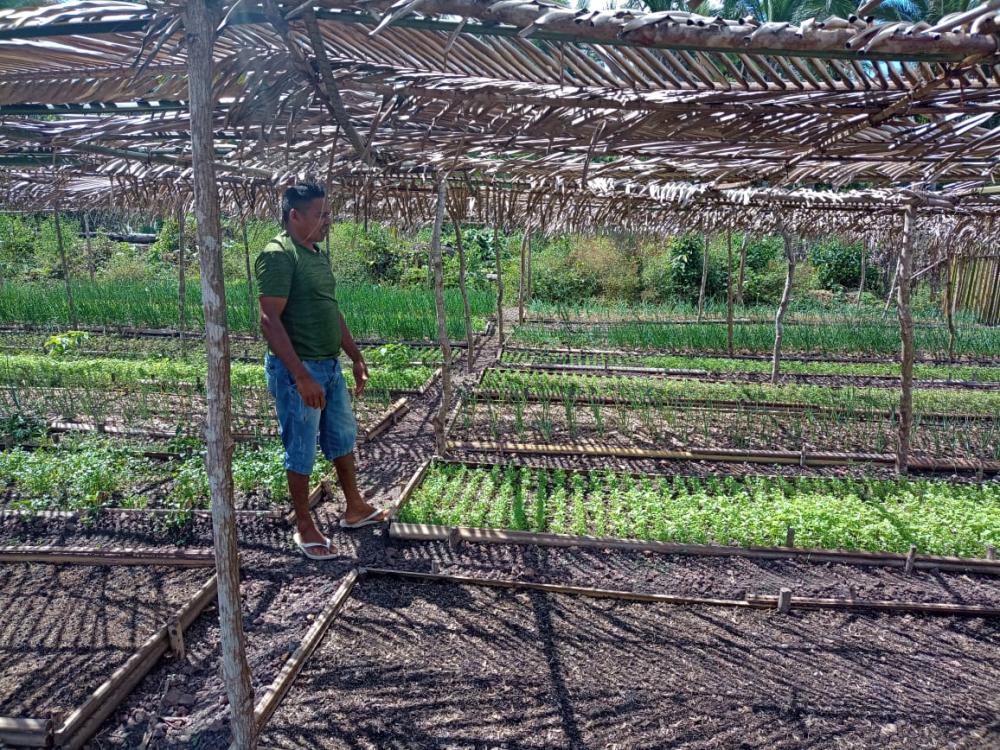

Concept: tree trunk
[[883, 254, 900, 318], [857, 241, 867, 307], [736, 233, 748, 306], [430, 180, 452, 456], [771, 234, 796, 385], [177, 203, 187, 333], [525, 231, 533, 307], [240, 218, 257, 336], [53, 202, 78, 328], [517, 229, 528, 324], [726, 230, 734, 357], [449, 210, 474, 373], [494, 225, 505, 354], [896, 206, 916, 475], [83, 212, 95, 282], [697, 233, 709, 322], [183, 3, 256, 748]]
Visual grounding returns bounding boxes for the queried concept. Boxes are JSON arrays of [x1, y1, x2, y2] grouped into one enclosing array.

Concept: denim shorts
[[264, 353, 357, 476]]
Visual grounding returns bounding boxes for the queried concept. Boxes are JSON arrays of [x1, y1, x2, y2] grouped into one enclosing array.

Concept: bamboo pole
[[449, 209, 474, 373], [726, 229, 734, 357], [736, 233, 747, 307], [493, 225, 504, 353], [176, 202, 187, 334], [770, 232, 796, 385], [53, 198, 78, 329], [697, 232, 709, 323], [896, 204, 916, 476], [0, 545, 215, 566], [239, 215, 257, 337], [517, 228, 527, 324], [183, 3, 255, 747], [526, 230, 533, 308], [946, 248, 957, 361], [83, 212, 95, 282], [430, 179, 452, 456], [857, 240, 867, 307]]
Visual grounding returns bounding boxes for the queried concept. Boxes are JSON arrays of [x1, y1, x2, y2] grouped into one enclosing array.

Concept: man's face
[[289, 197, 331, 244]]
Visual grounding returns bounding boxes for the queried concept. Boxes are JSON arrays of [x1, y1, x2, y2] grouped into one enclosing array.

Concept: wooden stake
[[986, 545, 996, 561], [771, 232, 796, 385], [449, 208, 474, 373], [896, 205, 916, 476], [167, 618, 185, 660], [493, 225, 505, 353], [697, 233, 709, 323], [904, 544, 917, 574], [736, 233, 747, 307], [726, 230, 734, 357], [176, 202, 187, 334], [785, 527, 795, 548], [857, 239, 867, 307], [183, 3, 255, 747], [777, 588, 792, 614], [429, 179, 452, 457]]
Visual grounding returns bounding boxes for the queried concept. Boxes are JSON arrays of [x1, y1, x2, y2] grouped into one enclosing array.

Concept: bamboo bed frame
[[388, 459, 1000, 576], [0, 566, 218, 749]]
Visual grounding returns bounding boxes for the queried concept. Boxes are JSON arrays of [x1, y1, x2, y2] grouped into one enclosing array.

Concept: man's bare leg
[[334, 452, 387, 524], [288, 470, 332, 556]]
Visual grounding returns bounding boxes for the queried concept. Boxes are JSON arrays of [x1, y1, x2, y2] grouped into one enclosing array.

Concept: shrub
[[810, 237, 877, 292]]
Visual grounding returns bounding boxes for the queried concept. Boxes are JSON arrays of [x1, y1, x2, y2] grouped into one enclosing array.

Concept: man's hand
[[296, 373, 326, 409], [352, 358, 369, 398]]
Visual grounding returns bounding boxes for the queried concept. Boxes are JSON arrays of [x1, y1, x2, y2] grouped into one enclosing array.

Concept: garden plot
[[0, 436, 324, 514], [396, 462, 1000, 558], [510, 320, 1000, 359], [257, 575, 1000, 750], [0, 561, 212, 744], [501, 348, 1000, 386]]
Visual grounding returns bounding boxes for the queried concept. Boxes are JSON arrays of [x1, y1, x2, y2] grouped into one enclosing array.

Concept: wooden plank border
[[361, 397, 410, 442], [52, 574, 219, 749], [0, 545, 215, 567], [0, 717, 52, 747], [387, 458, 433, 523]]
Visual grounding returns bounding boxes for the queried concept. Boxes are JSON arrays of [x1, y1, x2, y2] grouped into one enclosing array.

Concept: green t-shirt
[[254, 231, 342, 360]]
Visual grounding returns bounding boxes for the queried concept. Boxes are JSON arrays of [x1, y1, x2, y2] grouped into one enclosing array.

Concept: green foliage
[[403, 464, 1000, 558], [810, 237, 879, 293], [43, 330, 89, 357]]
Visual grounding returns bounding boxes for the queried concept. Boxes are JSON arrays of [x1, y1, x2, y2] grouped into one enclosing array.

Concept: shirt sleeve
[[254, 247, 294, 298]]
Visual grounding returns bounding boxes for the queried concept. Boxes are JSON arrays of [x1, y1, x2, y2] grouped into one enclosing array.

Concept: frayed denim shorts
[[264, 353, 357, 476]]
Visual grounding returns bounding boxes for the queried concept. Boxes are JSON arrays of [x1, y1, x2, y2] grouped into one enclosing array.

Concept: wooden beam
[[0, 546, 215, 567]]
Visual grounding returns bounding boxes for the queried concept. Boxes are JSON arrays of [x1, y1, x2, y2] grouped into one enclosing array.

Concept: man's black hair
[[281, 183, 326, 225]]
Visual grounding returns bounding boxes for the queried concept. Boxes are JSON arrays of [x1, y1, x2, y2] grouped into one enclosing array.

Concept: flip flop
[[293, 532, 334, 560], [338, 508, 386, 529]]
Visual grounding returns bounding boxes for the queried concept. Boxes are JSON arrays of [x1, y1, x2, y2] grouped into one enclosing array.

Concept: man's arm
[[260, 296, 326, 409], [340, 312, 368, 397]]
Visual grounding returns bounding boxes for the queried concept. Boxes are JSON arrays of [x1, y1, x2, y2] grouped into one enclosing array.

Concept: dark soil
[[0, 562, 211, 717], [259, 576, 1000, 750]]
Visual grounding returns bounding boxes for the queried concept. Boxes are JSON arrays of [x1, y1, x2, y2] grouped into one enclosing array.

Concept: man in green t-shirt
[[255, 183, 386, 560]]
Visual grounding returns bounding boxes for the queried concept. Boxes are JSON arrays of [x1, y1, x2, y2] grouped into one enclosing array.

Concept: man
[[256, 183, 386, 560]]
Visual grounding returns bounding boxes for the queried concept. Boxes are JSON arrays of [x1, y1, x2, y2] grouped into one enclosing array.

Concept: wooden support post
[[987, 545, 997, 561], [946, 248, 957, 361], [785, 527, 795, 548], [517, 229, 528, 324], [771, 232, 796, 385], [449, 209, 474, 373], [183, 3, 256, 748], [904, 544, 917, 574], [53, 198, 78, 329], [697, 233, 709, 323], [726, 230, 734, 356], [777, 588, 792, 614], [83, 212, 95, 282], [526, 231, 533, 307], [896, 205, 916, 476], [430, 180, 452, 457], [857, 240, 867, 306], [494, 225, 505, 353], [176, 202, 187, 334], [736, 233, 747, 307], [240, 216, 257, 337]]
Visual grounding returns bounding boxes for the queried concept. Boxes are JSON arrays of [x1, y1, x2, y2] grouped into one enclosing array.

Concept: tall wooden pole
[[430, 180, 453, 456], [697, 232, 709, 322], [449, 209, 474, 373], [184, 3, 255, 747], [771, 232, 796, 385], [239, 216, 257, 336], [896, 205, 916, 475], [83, 212, 95, 282], [525, 231, 533, 307], [736, 233, 747, 307], [857, 240, 867, 307], [177, 202, 187, 333], [726, 229, 734, 357], [517, 228, 527, 324], [53, 199, 78, 329], [494, 225, 505, 354]]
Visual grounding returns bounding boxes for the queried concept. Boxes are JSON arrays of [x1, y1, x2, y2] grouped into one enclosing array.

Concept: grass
[[478, 368, 1000, 416], [399, 463, 1000, 558], [501, 349, 1000, 383], [510, 321, 1000, 358], [0, 279, 493, 340]]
